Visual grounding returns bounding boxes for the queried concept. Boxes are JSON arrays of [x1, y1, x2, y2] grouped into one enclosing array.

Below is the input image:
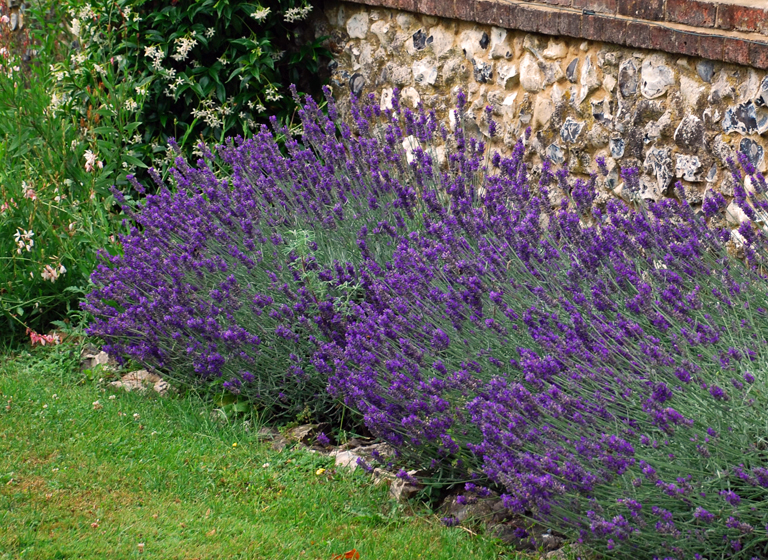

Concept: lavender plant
[[87, 89, 768, 558]]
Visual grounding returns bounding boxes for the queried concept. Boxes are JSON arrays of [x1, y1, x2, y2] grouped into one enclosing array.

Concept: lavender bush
[[87, 89, 768, 558]]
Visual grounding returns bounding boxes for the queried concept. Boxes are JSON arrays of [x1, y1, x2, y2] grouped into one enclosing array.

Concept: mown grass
[[0, 343, 523, 560]]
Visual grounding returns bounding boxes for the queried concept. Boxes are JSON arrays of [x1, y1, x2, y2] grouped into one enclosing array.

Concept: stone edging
[[348, 0, 768, 69]]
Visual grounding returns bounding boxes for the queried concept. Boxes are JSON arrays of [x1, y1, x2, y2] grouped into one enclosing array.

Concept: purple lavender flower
[[720, 490, 741, 506], [441, 516, 460, 527], [693, 507, 715, 523], [709, 385, 729, 401]]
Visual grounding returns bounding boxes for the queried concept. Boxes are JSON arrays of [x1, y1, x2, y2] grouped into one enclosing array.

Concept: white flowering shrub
[[50, 0, 331, 185]]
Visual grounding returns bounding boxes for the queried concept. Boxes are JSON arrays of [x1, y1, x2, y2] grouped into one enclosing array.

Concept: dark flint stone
[[723, 102, 758, 135], [566, 58, 579, 83], [740, 138, 764, 167], [610, 137, 625, 158], [413, 29, 427, 51], [349, 73, 366, 97], [619, 58, 638, 98], [707, 164, 717, 182], [560, 117, 585, 143], [547, 144, 565, 164], [697, 60, 714, 83], [674, 115, 705, 152], [757, 76, 768, 107], [480, 32, 489, 49], [472, 59, 493, 83]]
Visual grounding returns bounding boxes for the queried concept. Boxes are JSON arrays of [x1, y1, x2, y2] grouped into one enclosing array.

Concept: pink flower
[[84, 150, 103, 172], [26, 328, 61, 347], [22, 182, 36, 200]]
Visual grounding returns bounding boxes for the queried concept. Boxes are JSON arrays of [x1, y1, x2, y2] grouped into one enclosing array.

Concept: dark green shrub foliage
[[54, 0, 331, 175]]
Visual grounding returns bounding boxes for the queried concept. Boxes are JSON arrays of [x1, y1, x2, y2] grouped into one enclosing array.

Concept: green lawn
[[0, 343, 522, 560]]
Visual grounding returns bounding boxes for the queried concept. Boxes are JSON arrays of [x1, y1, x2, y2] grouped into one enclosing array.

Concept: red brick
[[496, 2, 519, 29], [536, 9, 561, 35], [666, 0, 716, 28], [436, 0, 457, 19], [698, 34, 724, 61], [558, 10, 583, 37], [582, 13, 627, 45], [749, 42, 768, 69], [371, 0, 399, 8], [541, 0, 571, 6], [625, 21, 651, 49], [397, 0, 417, 12], [418, 0, 440, 16], [716, 4, 734, 30], [717, 4, 766, 34], [618, 0, 663, 21], [454, 0, 475, 21], [514, 5, 546, 33], [649, 25, 700, 57], [572, 0, 617, 15], [723, 37, 750, 66], [474, 0, 497, 25], [648, 25, 672, 51], [512, 5, 561, 35]]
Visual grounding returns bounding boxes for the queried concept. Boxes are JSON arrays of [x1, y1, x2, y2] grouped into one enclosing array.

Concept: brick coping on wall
[[348, 0, 768, 68]]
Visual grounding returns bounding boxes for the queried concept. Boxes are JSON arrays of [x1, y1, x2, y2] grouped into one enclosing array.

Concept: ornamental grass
[[86, 88, 768, 558]]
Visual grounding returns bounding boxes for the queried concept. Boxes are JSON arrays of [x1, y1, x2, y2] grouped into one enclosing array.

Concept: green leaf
[[122, 154, 148, 169]]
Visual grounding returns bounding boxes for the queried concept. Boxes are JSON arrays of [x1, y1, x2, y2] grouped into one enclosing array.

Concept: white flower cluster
[[13, 228, 34, 254], [144, 45, 165, 71], [164, 76, 185, 98], [284, 4, 312, 23], [191, 99, 233, 129], [73, 4, 97, 21], [247, 99, 266, 113], [205, 27, 215, 39], [250, 7, 271, 21], [121, 6, 140, 23], [50, 64, 70, 83], [70, 52, 87, 67], [171, 36, 198, 62], [265, 86, 282, 102], [47, 92, 67, 115], [124, 98, 138, 111]]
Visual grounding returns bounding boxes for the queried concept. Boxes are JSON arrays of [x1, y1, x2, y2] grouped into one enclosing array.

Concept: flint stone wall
[[313, 0, 768, 226]]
